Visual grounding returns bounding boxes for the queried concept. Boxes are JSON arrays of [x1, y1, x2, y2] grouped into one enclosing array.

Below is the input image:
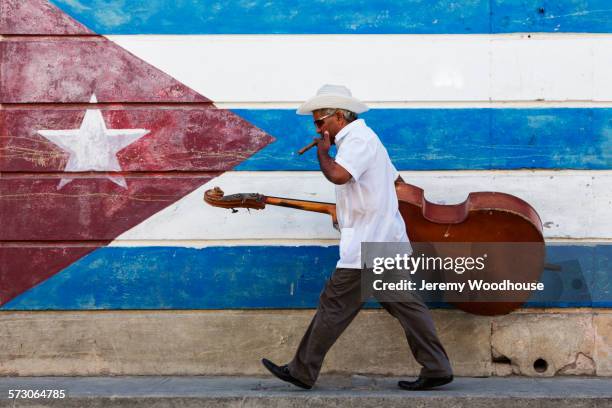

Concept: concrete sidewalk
[[1, 376, 611, 407]]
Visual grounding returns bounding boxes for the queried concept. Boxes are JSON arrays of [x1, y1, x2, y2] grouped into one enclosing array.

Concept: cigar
[[297, 140, 318, 155]]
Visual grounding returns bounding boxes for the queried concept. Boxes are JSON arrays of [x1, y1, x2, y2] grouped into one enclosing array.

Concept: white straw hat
[[296, 84, 369, 115]]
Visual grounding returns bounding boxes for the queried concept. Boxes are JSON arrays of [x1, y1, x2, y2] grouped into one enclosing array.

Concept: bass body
[[204, 182, 545, 316]]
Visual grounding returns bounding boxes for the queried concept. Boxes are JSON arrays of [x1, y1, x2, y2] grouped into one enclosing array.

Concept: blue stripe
[[2, 244, 610, 310], [234, 109, 612, 171], [491, 0, 612, 33], [49, 0, 612, 34]]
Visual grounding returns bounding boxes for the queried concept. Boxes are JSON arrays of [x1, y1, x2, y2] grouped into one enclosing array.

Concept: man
[[262, 84, 453, 390]]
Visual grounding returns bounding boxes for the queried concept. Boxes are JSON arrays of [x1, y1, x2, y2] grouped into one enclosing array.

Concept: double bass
[[204, 181, 545, 316]]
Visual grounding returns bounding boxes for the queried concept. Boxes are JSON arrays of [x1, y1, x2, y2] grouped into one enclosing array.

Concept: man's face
[[312, 110, 344, 143]]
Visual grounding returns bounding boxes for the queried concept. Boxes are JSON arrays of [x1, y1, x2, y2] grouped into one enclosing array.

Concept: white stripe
[[108, 239, 339, 248], [110, 170, 612, 245], [107, 238, 612, 249], [214, 101, 612, 109], [107, 34, 612, 103]]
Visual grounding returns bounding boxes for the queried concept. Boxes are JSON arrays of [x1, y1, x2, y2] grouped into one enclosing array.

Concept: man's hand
[[316, 131, 352, 185], [315, 131, 332, 153], [331, 211, 339, 231]]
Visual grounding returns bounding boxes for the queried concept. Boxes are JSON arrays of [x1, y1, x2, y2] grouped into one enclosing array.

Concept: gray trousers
[[288, 268, 452, 386]]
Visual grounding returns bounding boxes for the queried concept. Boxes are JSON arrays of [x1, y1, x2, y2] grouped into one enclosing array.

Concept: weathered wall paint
[[233, 109, 612, 170], [109, 34, 612, 103], [46, 0, 612, 34], [0, 37, 208, 103], [0, 0, 92, 34], [1, 107, 272, 172], [0, 1, 274, 308], [1, 0, 610, 314], [112, 171, 612, 241], [2, 244, 610, 310], [0, 174, 217, 241]]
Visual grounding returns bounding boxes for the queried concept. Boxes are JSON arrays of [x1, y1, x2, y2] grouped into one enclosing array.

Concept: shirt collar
[[335, 119, 365, 144]]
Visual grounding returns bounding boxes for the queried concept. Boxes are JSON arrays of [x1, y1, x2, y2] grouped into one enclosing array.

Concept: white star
[[38, 94, 149, 189]]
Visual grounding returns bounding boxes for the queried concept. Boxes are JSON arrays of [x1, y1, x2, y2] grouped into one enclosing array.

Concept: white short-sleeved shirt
[[333, 119, 410, 269]]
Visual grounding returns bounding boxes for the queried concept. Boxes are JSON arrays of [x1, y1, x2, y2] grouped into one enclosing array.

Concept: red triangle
[[0, 246, 100, 306], [0, 0, 92, 34], [0, 1, 277, 307], [0, 36, 211, 103]]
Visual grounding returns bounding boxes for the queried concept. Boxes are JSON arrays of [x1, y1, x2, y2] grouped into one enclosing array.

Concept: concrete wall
[[1, 309, 610, 377]]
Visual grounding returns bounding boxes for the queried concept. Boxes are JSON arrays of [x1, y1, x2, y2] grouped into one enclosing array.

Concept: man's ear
[[335, 110, 345, 124]]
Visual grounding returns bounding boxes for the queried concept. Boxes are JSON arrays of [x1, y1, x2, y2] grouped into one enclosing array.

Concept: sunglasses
[[313, 111, 337, 128]]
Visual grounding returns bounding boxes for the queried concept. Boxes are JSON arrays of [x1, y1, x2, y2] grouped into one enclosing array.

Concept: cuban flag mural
[[0, 0, 610, 310]]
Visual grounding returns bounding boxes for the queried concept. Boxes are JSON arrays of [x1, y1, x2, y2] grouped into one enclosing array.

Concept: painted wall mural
[[1, 0, 610, 309]]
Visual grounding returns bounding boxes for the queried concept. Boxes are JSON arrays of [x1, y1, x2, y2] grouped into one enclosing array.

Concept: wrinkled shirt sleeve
[[335, 135, 376, 182]]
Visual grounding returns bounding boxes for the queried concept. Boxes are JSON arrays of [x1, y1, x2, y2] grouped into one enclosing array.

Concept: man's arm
[[316, 131, 352, 185]]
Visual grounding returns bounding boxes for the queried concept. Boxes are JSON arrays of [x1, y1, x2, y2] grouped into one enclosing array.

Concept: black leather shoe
[[261, 358, 312, 390], [398, 375, 453, 390]]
